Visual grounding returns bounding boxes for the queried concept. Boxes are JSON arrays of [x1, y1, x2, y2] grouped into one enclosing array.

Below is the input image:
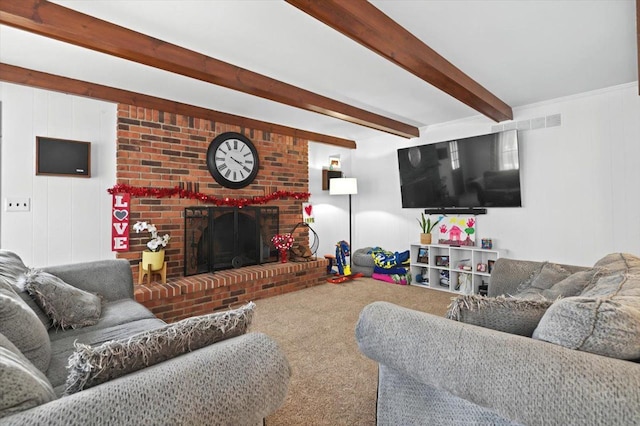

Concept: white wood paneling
[[0, 83, 117, 267]]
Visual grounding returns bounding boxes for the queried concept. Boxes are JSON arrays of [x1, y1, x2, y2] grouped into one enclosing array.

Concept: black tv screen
[[36, 137, 91, 177], [397, 130, 521, 208]]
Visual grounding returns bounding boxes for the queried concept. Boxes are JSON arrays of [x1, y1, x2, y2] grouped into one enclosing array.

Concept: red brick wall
[[135, 259, 328, 323], [115, 105, 310, 278]]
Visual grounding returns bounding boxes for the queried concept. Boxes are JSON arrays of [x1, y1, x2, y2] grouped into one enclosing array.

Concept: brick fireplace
[[115, 105, 326, 321]]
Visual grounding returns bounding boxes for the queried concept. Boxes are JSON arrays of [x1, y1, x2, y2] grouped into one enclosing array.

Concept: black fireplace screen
[[184, 206, 279, 276]]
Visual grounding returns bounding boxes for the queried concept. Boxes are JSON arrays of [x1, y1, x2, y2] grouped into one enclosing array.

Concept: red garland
[[107, 184, 310, 207]]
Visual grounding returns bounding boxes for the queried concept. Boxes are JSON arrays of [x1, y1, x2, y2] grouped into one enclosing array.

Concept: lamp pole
[[348, 193, 352, 266]]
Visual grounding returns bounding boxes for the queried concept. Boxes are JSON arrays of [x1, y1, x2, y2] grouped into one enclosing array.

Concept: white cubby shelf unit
[[409, 243, 502, 295]]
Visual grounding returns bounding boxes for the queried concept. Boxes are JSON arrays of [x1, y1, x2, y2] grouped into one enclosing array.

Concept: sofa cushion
[[22, 269, 102, 330], [48, 299, 157, 343], [593, 252, 640, 272], [533, 260, 640, 359], [0, 281, 51, 373], [64, 302, 256, 394], [0, 333, 56, 419], [446, 294, 553, 337]]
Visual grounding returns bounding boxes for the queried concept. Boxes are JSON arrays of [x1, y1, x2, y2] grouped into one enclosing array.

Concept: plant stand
[[138, 261, 167, 285]]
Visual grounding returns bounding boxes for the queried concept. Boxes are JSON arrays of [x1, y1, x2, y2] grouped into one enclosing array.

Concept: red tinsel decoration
[[107, 184, 310, 207]]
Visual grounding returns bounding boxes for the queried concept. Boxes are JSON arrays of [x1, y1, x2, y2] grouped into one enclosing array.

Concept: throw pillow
[[515, 261, 572, 294], [540, 268, 603, 300], [446, 294, 554, 337], [0, 333, 56, 419], [22, 268, 102, 330], [0, 250, 28, 287], [533, 271, 640, 360], [0, 281, 51, 373], [0, 250, 50, 328], [65, 301, 256, 395]]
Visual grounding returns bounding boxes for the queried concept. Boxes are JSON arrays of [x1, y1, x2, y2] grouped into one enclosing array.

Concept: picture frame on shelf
[[488, 260, 496, 273], [417, 247, 429, 264], [435, 255, 449, 267], [477, 263, 487, 272]]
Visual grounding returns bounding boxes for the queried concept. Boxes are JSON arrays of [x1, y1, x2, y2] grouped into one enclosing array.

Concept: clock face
[[206, 132, 259, 189]]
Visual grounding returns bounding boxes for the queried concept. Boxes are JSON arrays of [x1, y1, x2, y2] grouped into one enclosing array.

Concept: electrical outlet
[[5, 198, 31, 212]]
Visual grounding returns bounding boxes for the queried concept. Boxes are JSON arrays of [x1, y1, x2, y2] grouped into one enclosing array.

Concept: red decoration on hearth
[[272, 233, 294, 264], [107, 184, 310, 207]]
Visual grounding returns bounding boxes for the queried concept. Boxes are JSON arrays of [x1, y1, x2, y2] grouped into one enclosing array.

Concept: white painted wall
[[311, 82, 640, 267], [1, 81, 638, 269], [307, 143, 354, 258], [0, 83, 117, 267]]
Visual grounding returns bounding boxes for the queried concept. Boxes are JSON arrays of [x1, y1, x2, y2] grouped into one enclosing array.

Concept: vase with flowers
[[271, 233, 294, 263], [134, 221, 171, 271]]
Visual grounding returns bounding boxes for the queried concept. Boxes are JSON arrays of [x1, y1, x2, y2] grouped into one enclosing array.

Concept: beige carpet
[[250, 277, 454, 426]]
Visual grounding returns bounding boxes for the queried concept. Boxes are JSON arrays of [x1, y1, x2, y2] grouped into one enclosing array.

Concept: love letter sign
[[111, 193, 130, 251]]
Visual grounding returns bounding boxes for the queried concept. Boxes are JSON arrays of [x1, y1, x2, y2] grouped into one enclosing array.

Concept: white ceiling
[[0, 0, 637, 143]]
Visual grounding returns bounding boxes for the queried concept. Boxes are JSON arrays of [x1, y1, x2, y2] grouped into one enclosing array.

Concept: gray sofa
[[356, 255, 640, 425], [1, 257, 291, 425]]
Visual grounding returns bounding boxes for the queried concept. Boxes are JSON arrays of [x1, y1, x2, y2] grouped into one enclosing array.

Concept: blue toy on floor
[[334, 240, 351, 276]]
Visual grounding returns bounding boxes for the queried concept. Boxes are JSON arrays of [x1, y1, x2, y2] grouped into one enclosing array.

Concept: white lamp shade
[[329, 178, 358, 195]]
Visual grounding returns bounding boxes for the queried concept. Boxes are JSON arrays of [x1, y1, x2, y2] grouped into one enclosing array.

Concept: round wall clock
[[206, 132, 259, 189]]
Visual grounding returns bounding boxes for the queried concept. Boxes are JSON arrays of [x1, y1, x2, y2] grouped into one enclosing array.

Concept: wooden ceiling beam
[[286, 0, 513, 122], [0, 0, 418, 139], [0, 63, 357, 149]]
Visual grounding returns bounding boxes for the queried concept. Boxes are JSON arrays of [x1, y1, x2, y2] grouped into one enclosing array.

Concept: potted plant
[[417, 213, 441, 245], [133, 221, 170, 271]]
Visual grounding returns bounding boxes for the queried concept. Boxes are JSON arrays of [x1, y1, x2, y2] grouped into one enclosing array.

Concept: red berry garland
[[107, 184, 310, 207]]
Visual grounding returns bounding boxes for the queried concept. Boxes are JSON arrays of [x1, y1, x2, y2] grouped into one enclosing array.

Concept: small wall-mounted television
[[36, 137, 91, 178], [397, 130, 521, 208]]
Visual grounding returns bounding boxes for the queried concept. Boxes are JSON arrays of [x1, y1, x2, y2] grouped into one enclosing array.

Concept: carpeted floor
[[250, 277, 454, 426]]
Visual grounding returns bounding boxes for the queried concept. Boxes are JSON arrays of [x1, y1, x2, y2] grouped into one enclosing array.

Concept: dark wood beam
[[0, 63, 357, 149], [286, 0, 513, 122], [0, 0, 419, 138]]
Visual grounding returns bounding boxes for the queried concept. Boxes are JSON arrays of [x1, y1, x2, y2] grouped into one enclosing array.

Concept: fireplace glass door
[[184, 206, 279, 276]]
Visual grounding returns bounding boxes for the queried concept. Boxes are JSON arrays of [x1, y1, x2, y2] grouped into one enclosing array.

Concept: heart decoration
[[304, 204, 313, 216], [113, 209, 128, 221]]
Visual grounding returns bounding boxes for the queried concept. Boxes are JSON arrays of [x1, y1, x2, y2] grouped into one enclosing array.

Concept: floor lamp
[[329, 177, 358, 266]]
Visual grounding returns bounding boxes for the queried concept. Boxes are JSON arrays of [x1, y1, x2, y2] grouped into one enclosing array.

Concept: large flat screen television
[[397, 130, 521, 208]]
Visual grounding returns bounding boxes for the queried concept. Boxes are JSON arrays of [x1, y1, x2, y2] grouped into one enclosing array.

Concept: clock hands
[[229, 155, 244, 166]]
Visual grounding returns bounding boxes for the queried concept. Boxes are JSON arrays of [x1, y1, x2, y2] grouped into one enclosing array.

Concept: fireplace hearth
[[184, 206, 279, 276]]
